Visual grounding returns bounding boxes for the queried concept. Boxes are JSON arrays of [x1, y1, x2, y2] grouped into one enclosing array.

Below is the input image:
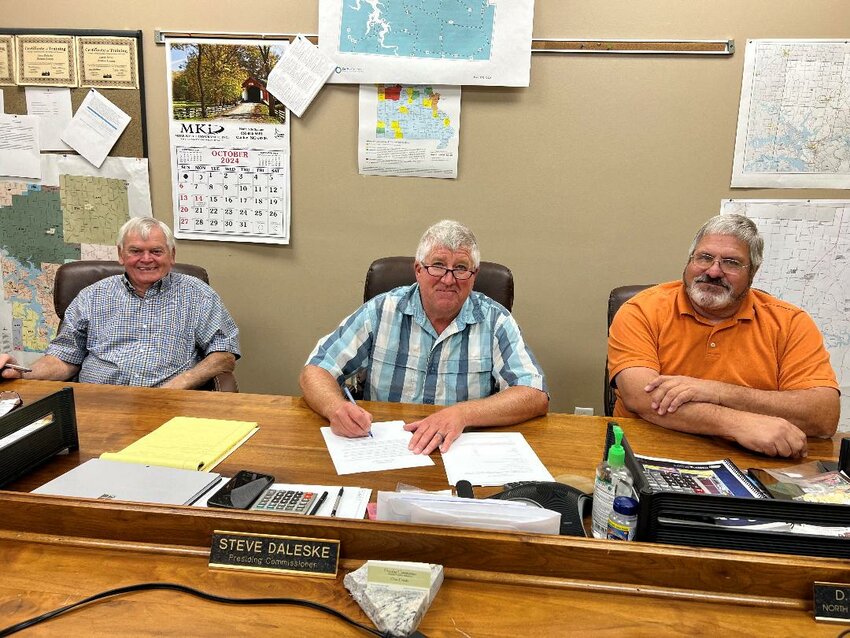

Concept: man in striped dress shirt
[[300, 220, 548, 454]]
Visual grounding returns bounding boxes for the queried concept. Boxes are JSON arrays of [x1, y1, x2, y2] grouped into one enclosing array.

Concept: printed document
[[25, 86, 72, 151], [0, 114, 41, 179], [266, 35, 335, 118], [441, 432, 554, 486], [61, 89, 131, 167], [321, 421, 435, 475]]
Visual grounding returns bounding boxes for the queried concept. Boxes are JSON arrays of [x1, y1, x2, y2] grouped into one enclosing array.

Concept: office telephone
[[488, 481, 591, 537]]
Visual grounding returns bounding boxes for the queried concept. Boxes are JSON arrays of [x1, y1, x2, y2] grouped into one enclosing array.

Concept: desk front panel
[[0, 380, 846, 635]]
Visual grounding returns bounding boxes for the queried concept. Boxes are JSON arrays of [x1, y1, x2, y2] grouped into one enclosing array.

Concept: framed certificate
[[0, 35, 15, 85], [15, 34, 77, 86], [77, 36, 139, 89]]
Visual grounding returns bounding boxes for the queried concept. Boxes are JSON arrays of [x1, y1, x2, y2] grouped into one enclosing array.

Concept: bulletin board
[[0, 28, 147, 158]]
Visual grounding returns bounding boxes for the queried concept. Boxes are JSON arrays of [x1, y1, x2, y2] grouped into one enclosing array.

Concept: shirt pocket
[[439, 354, 494, 401], [372, 344, 427, 372]]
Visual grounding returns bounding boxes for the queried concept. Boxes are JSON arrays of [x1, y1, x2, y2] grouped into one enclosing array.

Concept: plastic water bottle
[[591, 423, 634, 539], [607, 496, 639, 540]]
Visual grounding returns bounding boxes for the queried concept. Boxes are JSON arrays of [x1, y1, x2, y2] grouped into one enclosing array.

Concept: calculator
[[251, 489, 317, 514]]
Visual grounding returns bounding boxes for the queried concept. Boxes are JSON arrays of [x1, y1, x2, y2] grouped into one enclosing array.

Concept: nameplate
[[209, 531, 339, 578], [814, 582, 850, 623]]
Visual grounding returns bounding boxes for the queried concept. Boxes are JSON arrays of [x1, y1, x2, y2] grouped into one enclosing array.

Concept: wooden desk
[[0, 380, 846, 636]]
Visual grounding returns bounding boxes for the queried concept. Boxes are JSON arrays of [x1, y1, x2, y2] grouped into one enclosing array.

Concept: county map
[[734, 41, 850, 187], [0, 178, 129, 358], [340, 0, 495, 60], [377, 85, 455, 149], [722, 201, 850, 431]]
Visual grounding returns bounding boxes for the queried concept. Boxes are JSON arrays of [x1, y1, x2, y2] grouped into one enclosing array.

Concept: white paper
[[440, 432, 554, 487], [321, 421, 435, 475], [732, 40, 850, 188], [0, 114, 41, 179], [320, 0, 535, 87], [25, 86, 73, 151], [358, 84, 461, 179], [266, 35, 335, 118], [61, 89, 131, 168]]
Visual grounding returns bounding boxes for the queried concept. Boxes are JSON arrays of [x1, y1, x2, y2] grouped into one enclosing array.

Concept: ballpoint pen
[[309, 490, 328, 516], [330, 486, 344, 517], [2, 363, 32, 373], [342, 385, 373, 437]]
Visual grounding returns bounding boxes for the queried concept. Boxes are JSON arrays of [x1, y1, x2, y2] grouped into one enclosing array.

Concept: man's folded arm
[[640, 371, 838, 437], [614, 366, 810, 458], [160, 351, 236, 390]]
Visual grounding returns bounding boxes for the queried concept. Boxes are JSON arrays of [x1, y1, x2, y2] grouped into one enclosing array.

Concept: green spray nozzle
[[607, 423, 625, 467]]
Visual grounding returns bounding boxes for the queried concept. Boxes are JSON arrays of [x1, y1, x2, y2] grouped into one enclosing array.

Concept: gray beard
[[687, 283, 735, 310]]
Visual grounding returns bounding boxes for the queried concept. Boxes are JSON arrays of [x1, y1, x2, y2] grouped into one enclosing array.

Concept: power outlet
[[574, 407, 594, 416]]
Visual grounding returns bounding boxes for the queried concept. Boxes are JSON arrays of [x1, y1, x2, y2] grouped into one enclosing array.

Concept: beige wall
[[3, 2, 848, 412]]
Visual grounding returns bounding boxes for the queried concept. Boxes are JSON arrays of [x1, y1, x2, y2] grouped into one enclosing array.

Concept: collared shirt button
[[710, 342, 717, 348]]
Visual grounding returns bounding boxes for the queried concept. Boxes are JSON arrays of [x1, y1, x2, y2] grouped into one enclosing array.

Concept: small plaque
[[814, 582, 850, 623], [367, 561, 433, 596], [210, 530, 339, 578]]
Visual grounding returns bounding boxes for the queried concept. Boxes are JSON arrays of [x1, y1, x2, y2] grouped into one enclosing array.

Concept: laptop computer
[[32, 458, 221, 506]]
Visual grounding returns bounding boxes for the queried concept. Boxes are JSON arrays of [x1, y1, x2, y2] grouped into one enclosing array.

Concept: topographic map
[[0, 183, 82, 356], [722, 200, 850, 431], [0, 157, 150, 364], [732, 40, 850, 188], [320, 0, 534, 86], [339, 0, 494, 60], [377, 85, 455, 149]]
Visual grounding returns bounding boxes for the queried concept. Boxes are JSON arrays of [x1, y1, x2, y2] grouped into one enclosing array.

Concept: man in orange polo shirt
[[608, 214, 839, 458]]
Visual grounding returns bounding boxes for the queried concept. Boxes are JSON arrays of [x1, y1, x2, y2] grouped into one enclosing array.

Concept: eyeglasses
[[690, 253, 750, 274], [0, 391, 22, 417], [421, 264, 477, 281]]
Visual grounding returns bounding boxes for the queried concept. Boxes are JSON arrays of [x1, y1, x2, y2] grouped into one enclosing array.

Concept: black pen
[[309, 490, 328, 516], [330, 486, 344, 517]]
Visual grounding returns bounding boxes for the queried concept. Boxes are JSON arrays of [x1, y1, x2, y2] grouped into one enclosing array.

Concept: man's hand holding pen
[[0, 354, 32, 379], [329, 385, 374, 438]]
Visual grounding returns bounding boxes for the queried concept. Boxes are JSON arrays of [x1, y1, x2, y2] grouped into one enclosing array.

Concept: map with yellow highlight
[[376, 84, 455, 149]]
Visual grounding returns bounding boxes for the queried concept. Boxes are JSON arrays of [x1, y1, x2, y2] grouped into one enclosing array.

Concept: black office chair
[[363, 256, 514, 310], [604, 284, 655, 416], [52, 260, 238, 392]]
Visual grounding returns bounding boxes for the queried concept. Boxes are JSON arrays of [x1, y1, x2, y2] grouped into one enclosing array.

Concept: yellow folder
[[100, 416, 258, 471]]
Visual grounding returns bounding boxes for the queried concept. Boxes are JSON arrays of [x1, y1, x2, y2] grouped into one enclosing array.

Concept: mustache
[[693, 274, 731, 291]]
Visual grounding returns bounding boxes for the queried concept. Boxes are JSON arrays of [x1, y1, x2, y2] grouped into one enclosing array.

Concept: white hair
[[415, 220, 480, 268]]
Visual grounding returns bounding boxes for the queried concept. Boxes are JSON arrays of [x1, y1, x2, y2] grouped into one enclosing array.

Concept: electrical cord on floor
[[0, 582, 392, 637]]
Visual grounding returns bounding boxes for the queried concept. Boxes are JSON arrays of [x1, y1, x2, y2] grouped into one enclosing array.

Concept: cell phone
[[207, 470, 275, 509]]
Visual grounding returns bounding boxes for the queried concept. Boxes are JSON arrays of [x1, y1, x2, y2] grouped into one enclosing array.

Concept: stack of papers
[[100, 416, 258, 471], [440, 432, 554, 486], [377, 491, 561, 535]]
